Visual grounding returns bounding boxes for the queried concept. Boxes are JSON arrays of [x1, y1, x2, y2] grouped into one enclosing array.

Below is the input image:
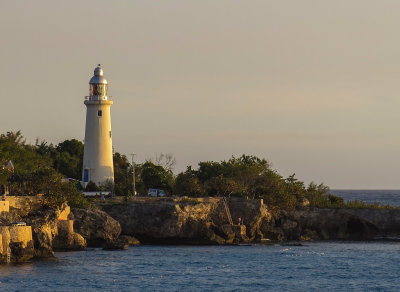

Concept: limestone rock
[[101, 200, 218, 244], [22, 206, 59, 258], [9, 240, 35, 263], [119, 235, 140, 246], [98, 198, 400, 243], [0, 225, 35, 263], [0, 207, 22, 226], [103, 237, 129, 250], [218, 225, 249, 244], [102, 235, 141, 250], [100, 197, 269, 244], [340, 208, 400, 236], [0, 228, 10, 263], [260, 208, 381, 241], [53, 220, 86, 251], [216, 198, 271, 241], [72, 208, 121, 246]]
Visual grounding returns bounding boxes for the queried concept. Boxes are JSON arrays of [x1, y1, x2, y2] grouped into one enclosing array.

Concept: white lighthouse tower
[[82, 65, 114, 187]]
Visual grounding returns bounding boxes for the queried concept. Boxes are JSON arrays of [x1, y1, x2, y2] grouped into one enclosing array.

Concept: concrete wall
[[8, 226, 32, 248], [0, 201, 9, 213], [0, 225, 33, 252], [0, 227, 10, 255], [6, 196, 43, 209]]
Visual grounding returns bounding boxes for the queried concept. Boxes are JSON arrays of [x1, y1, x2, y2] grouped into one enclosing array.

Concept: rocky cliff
[[3, 196, 400, 263], [72, 208, 121, 246], [262, 208, 381, 241], [0, 199, 87, 263], [100, 197, 269, 244], [99, 198, 400, 243]]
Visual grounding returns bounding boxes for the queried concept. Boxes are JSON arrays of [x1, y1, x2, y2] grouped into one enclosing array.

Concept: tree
[[141, 161, 174, 194], [154, 153, 176, 172], [53, 139, 84, 180], [196, 161, 225, 183], [35, 138, 84, 180], [25, 167, 63, 195], [1, 131, 53, 194], [174, 167, 205, 197], [113, 152, 131, 196], [195, 155, 271, 198], [222, 155, 270, 198], [2, 131, 25, 146], [56, 139, 84, 157], [204, 175, 245, 197], [43, 178, 90, 209], [285, 174, 305, 195], [304, 182, 334, 207], [0, 168, 9, 185]]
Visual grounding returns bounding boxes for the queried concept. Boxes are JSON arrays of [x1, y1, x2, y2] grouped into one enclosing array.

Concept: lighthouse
[[82, 65, 114, 187]]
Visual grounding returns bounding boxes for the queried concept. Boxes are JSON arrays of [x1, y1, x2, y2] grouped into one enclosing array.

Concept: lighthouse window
[[109, 131, 112, 138], [90, 84, 108, 96], [98, 110, 102, 117]]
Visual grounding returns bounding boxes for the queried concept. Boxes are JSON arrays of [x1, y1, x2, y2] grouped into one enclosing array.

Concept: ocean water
[[1, 243, 400, 291], [331, 189, 400, 206], [1, 190, 400, 291]]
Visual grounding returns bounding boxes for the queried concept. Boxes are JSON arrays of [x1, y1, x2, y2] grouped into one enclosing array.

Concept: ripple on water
[[1, 243, 400, 291]]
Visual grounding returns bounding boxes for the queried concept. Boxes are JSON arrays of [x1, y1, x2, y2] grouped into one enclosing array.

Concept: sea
[[1, 190, 400, 292]]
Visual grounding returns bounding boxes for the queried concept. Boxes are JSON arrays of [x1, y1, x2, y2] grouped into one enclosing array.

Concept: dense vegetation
[[0, 131, 391, 210], [0, 131, 89, 208]]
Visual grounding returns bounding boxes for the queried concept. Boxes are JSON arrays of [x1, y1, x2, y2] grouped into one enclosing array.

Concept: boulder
[[218, 225, 249, 244], [118, 235, 140, 246], [103, 237, 129, 250], [9, 241, 35, 263], [0, 204, 54, 261], [20, 204, 86, 258], [22, 206, 60, 258], [72, 208, 121, 246], [53, 220, 86, 251], [103, 235, 141, 250]]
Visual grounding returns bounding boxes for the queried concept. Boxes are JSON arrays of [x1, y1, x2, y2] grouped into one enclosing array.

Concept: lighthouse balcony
[[84, 96, 113, 105], [84, 101, 113, 106], [85, 96, 113, 102]]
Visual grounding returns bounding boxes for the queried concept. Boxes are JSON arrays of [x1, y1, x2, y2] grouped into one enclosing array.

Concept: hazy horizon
[[2, 1, 400, 189]]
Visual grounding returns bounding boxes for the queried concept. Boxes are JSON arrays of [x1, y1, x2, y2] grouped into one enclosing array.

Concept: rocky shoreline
[[1, 196, 400, 263], [98, 197, 400, 244]]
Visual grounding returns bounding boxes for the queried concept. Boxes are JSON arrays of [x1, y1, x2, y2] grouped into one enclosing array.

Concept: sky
[[1, 0, 400, 189]]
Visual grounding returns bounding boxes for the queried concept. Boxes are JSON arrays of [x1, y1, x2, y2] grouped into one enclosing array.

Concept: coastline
[[3, 195, 400, 264]]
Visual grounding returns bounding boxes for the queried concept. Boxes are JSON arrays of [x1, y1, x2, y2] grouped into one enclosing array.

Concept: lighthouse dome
[[89, 65, 108, 84]]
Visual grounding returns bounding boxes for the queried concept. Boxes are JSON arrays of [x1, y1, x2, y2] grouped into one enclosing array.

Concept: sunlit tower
[[82, 65, 114, 187]]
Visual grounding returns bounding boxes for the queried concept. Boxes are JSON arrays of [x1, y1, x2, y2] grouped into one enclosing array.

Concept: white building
[[82, 65, 114, 187]]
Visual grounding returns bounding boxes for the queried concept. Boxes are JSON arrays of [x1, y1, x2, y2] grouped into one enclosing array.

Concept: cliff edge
[[99, 197, 400, 243]]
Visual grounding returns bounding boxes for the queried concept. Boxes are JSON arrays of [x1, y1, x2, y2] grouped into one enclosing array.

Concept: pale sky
[[1, 0, 400, 189]]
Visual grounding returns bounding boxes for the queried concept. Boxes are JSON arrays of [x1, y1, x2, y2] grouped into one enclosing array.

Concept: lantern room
[[89, 64, 108, 100]]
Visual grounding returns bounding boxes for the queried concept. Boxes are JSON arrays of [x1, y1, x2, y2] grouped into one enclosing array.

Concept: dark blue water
[[331, 189, 400, 206], [2, 190, 400, 291], [1, 243, 400, 291]]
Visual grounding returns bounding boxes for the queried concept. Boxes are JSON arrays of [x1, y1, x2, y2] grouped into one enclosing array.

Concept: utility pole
[[129, 153, 136, 196]]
